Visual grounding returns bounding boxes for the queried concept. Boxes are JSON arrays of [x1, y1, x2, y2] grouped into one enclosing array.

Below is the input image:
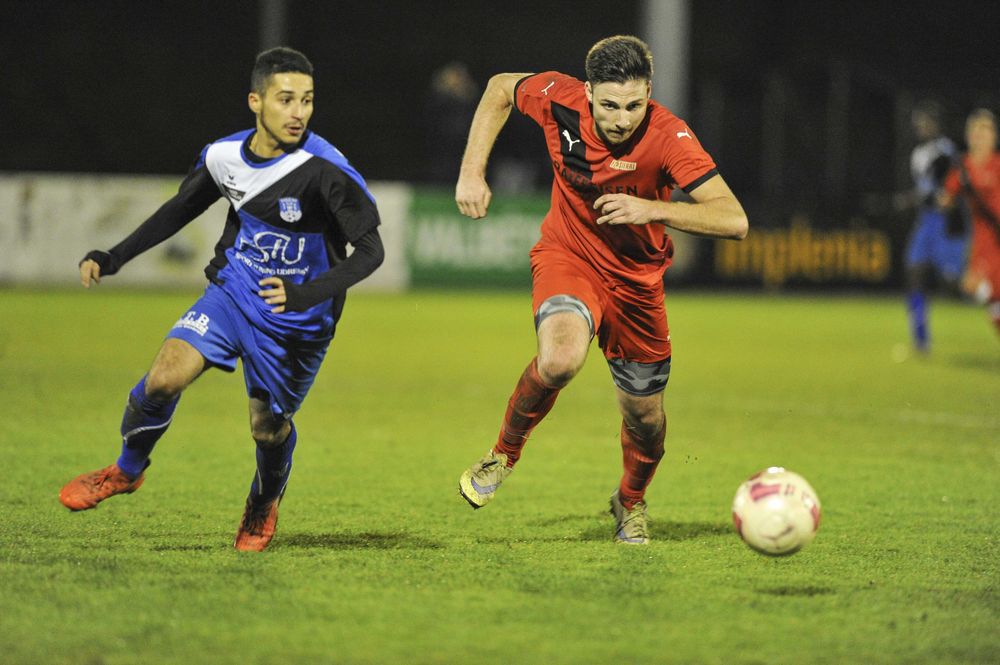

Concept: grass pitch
[[1, 288, 997, 664]]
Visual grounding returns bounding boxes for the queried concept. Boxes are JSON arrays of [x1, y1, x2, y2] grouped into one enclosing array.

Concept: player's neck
[[248, 131, 285, 159], [969, 148, 994, 166]]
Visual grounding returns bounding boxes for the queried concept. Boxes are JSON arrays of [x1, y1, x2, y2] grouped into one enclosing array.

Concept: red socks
[[493, 358, 560, 468], [618, 418, 665, 510]]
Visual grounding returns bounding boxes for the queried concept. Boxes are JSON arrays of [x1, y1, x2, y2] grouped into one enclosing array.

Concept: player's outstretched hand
[[594, 194, 656, 226], [80, 259, 102, 288], [456, 172, 492, 219], [258, 277, 287, 313]]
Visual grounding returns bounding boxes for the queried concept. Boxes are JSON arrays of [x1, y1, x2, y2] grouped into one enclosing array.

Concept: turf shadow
[[578, 519, 732, 543], [948, 353, 1000, 373], [517, 514, 731, 543], [275, 531, 445, 550], [150, 544, 215, 552], [757, 585, 836, 597]]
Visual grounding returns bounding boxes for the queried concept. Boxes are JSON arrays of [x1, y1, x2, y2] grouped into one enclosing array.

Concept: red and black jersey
[[944, 153, 1000, 276], [515, 71, 717, 287]]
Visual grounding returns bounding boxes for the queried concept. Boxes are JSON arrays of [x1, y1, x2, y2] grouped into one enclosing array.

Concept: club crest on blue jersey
[[278, 197, 303, 223]]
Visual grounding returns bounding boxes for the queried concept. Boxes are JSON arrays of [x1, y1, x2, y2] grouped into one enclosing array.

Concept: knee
[[143, 367, 185, 402], [251, 417, 290, 449], [624, 403, 666, 441], [537, 350, 585, 388]]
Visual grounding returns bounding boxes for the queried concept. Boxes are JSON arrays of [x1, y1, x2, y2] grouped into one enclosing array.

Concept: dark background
[[4, 0, 998, 226]]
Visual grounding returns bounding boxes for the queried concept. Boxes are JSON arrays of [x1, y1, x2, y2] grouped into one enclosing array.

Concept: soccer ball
[[732, 467, 821, 556]]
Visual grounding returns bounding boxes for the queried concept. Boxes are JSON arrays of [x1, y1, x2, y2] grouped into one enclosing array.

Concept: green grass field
[[1, 288, 997, 664]]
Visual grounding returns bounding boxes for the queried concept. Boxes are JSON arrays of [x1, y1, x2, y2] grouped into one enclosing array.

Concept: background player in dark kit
[[60, 47, 384, 552]]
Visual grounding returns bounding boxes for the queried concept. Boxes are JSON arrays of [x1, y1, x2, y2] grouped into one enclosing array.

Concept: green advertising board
[[408, 188, 549, 288]]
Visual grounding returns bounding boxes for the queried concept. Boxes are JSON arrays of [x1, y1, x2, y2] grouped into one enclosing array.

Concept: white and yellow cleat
[[609, 489, 650, 545], [459, 450, 512, 509]]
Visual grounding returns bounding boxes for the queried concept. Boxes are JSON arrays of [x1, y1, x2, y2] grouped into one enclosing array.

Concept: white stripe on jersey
[[204, 141, 313, 211]]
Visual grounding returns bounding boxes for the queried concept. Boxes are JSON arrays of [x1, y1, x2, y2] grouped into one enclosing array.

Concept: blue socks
[[114, 377, 297, 502], [907, 292, 929, 350], [116, 377, 179, 478], [250, 422, 297, 504]]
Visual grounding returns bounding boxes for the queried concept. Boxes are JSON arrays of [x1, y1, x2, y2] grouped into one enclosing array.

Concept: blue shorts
[[166, 283, 329, 419], [906, 208, 968, 280]]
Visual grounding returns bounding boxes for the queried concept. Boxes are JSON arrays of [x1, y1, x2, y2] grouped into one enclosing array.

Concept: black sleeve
[[282, 228, 385, 312], [81, 165, 221, 276], [325, 168, 381, 243]]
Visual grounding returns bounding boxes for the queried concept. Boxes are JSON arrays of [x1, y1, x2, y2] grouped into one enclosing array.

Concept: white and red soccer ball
[[732, 467, 821, 556]]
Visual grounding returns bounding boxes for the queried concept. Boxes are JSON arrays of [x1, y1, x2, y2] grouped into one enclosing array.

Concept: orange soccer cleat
[[233, 497, 281, 552], [59, 464, 146, 511]]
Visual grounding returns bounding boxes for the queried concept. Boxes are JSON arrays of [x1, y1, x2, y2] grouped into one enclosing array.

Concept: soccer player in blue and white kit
[[59, 47, 384, 552], [904, 100, 964, 353]]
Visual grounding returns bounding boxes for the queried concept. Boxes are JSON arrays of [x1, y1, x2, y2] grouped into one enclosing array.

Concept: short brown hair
[[585, 35, 653, 85]]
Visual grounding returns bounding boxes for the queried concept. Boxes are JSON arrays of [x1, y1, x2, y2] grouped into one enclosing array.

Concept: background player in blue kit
[[59, 47, 384, 552], [902, 100, 965, 353]]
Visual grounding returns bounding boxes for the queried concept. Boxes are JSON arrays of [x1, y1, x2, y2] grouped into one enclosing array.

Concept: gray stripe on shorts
[[607, 357, 671, 396], [534, 294, 594, 337]]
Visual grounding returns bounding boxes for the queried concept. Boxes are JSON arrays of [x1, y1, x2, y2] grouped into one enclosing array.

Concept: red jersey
[[944, 153, 1000, 274], [515, 71, 717, 287]]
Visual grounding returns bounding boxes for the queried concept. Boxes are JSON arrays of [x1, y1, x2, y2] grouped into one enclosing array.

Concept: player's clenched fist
[[80, 259, 102, 288], [455, 172, 492, 219]]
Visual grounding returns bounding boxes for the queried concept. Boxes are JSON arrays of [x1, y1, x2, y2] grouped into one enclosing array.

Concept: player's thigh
[[530, 244, 605, 334], [537, 311, 591, 375], [145, 338, 207, 398], [905, 211, 938, 266], [242, 334, 330, 422], [530, 247, 603, 382], [600, 283, 672, 397], [158, 284, 244, 393]]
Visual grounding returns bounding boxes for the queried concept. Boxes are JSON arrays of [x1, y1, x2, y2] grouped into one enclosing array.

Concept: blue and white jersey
[[194, 130, 379, 340], [911, 136, 956, 208], [103, 129, 381, 343]]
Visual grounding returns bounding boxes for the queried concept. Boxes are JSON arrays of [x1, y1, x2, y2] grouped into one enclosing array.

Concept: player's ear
[[645, 80, 651, 100], [584, 81, 593, 104], [248, 91, 262, 114]]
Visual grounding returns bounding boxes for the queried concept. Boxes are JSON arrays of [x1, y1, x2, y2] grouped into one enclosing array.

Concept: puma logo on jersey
[[541, 81, 555, 95], [562, 129, 581, 152], [676, 130, 692, 139]]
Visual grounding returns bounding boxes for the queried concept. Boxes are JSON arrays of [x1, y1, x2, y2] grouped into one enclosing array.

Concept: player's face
[[966, 118, 997, 156], [586, 79, 651, 145], [248, 72, 314, 155], [911, 111, 938, 141]]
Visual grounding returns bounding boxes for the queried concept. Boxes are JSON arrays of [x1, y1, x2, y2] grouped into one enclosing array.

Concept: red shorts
[[969, 232, 1000, 302], [529, 243, 671, 363]]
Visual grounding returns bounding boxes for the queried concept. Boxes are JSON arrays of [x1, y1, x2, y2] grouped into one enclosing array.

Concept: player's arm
[[258, 228, 385, 313], [594, 174, 749, 239], [937, 166, 962, 209], [80, 166, 221, 287], [455, 72, 532, 219], [258, 168, 383, 313]]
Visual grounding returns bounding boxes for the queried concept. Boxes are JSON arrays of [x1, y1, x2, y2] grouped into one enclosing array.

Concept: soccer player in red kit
[[455, 36, 748, 544], [941, 108, 1000, 337]]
